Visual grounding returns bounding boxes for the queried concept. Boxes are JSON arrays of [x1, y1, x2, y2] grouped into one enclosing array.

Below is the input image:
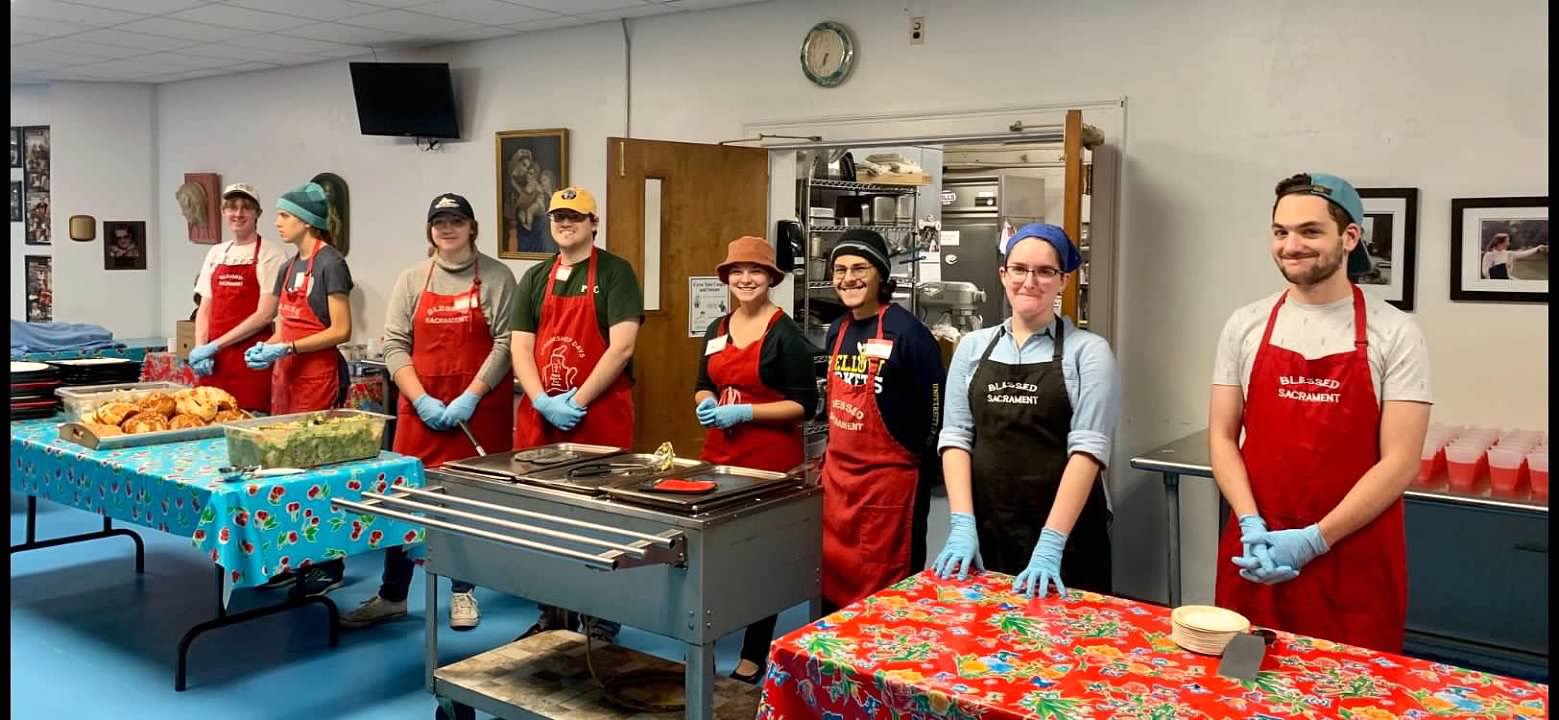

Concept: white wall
[[10, 82, 160, 338], [124, 0, 1546, 602]]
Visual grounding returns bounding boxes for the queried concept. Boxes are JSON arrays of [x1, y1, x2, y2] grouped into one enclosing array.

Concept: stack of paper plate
[[10, 361, 62, 419], [1171, 605, 1250, 655]]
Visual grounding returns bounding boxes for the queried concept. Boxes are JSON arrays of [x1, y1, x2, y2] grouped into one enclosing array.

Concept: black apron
[[968, 321, 1112, 592]]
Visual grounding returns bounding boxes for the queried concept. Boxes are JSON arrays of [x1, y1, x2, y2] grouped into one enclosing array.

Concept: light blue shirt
[[938, 316, 1120, 465]]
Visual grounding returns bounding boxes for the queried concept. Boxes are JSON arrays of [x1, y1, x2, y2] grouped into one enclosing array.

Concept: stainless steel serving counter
[[1130, 429, 1549, 678]]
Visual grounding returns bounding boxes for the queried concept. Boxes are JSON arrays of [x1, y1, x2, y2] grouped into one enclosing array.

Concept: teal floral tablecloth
[[10, 418, 426, 588]]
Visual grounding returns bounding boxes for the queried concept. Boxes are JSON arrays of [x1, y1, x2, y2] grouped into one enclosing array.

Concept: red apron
[[819, 307, 921, 608], [514, 250, 634, 450], [270, 246, 344, 414], [199, 239, 272, 412], [392, 260, 515, 468], [1214, 285, 1404, 653], [699, 309, 803, 473]]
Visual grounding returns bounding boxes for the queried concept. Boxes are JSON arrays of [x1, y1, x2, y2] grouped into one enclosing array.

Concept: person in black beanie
[[817, 229, 944, 611]]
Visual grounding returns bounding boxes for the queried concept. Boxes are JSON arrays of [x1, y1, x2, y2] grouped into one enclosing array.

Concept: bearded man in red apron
[[187, 183, 287, 412], [245, 181, 358, 597], [510, 186, 643, 642], [1210, 173, 1432, 653]]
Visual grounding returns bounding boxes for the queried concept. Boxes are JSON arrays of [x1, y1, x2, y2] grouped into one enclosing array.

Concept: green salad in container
[[225, 412, 385, 469]]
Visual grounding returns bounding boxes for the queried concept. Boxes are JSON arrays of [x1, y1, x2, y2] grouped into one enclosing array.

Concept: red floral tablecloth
[[140, 352, 386, 413], [758, 571, 1548, 720]]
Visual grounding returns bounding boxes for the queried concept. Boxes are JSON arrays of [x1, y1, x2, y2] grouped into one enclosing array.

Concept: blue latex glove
[[706, 403, 753, 430], [441, 391, 481, 427], [534, 388, 585, 431], [243, 342, 288, 369], [694, 397, 719, 428], [932, 511, 983, 581], [188, 341, 220, 366], [1013, 528, 1069, 599], [1231, 515, 1299, 584], [190, 356, 216, 376], [1236, 523, 1329, 576], [413, 394, 450, 430]]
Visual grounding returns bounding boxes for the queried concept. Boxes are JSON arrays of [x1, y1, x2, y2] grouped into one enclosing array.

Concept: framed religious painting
[[1355, 188, 1419, 311], [495, 128, 568, 260], [1450, 196, 1548, 303]]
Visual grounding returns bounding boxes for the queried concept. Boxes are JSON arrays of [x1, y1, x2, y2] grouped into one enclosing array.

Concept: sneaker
[[258, 570, 297, 590], [585, 618, 618, 645], [339, 595, 408, 629], [449, 592, 479, 631], [294, 567, 345, 597]]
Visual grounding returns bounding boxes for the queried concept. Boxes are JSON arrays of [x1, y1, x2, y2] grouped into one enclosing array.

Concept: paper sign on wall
[[688, 276, 728, 337], [939, 230, 960, 247]]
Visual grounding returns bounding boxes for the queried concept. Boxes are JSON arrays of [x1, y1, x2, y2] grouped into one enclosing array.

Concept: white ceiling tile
[[407, 0, 557, 25], [418, 24, 516, 42], [342, 9, 484, 33], [10, 16, 102, 37], [504, 15, 589, 31], [11, 31, 51, 44], [64, 0, 214, 12], [229, 32, 362, 55], [280, 22, 414, 45], [512, 0, 643, 13], [11, 0, 148, 27], [11, 44, 101, 65], [70, 28, 206, 50], [223, 61, 283, 71], [346, 0, 443, 7], [176, 41, 295, 62], [583, 2, 677, 20], [117, 17, 250, 41], [301, 44, 373, 58], [167, 4, 314, 32], [61, 59, 162, 76], [138, 50, 239, 69], [661, 0, 765, 8], [21, 37, 153, 59], [221, 0, 383, 22]]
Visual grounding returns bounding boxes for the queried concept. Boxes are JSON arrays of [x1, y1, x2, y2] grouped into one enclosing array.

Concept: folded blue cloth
[[10, 320, 124, 359]]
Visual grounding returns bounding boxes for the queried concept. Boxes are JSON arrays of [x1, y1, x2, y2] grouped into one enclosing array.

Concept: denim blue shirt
[[937, 316, 1120, 465]]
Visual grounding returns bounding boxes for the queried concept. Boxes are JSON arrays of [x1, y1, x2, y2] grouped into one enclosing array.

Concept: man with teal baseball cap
[[1207, 171, 1432, 653]]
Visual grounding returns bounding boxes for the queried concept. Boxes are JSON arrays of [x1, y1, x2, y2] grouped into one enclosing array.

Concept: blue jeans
[[379, 545, 473, 603]]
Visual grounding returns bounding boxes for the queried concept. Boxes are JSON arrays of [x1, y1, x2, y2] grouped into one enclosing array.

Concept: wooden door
[[605, 138, 769, 454], [1059, 108, 1085, 323]]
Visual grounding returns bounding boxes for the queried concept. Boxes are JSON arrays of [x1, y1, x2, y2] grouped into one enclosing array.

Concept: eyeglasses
[[550, 210, 589, 223], [831, 264, 875, 280], [1001, 264, 1063, 283]]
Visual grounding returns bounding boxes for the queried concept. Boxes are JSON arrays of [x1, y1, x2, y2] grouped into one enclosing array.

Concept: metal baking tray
[[601, 465, 799, 514], [519, 454, 710, 495], [443, 443, 627, 480]]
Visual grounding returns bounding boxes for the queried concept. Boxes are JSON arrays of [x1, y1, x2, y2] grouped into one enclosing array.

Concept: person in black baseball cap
[[818, 228, 946, 612], [338, 192, 519, 632]]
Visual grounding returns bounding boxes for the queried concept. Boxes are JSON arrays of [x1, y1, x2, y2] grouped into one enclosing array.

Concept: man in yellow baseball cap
[[510, 186, 643, 643]]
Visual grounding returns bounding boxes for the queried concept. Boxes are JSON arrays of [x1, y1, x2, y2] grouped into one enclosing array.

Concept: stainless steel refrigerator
[[937, 174, 1047, 329]]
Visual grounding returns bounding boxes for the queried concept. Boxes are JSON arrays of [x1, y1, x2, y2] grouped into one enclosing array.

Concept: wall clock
[[801, 21, 855, 88]]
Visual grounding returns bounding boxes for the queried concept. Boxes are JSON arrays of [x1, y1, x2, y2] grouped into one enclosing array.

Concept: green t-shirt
[[513, 249, 645, 380]]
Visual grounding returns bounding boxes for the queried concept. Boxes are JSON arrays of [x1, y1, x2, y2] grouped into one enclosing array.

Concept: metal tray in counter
[[443, 443, 628, 480], [519, 454, 709, 495], [601, 465, 801, 514]]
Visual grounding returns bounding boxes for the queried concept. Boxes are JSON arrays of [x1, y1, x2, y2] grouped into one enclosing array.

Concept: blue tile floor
[[12, 490, 927, 720]]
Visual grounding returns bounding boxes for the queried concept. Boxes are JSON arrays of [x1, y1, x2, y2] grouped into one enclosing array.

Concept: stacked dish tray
[[11, 361, 63, 420], [47, 357, 142, 386]]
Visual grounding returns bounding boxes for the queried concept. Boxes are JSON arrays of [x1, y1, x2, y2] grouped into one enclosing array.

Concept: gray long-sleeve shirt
[[381, 251, 518, 393]]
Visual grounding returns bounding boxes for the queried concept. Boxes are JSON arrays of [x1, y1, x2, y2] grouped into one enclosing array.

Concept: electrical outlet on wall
[[910, 16, 925, 45]]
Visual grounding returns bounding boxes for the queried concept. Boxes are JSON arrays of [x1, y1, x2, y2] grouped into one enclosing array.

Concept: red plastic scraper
[[643, 478, 718, 494]]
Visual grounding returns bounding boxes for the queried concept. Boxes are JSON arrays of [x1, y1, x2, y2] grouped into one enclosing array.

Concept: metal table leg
[[684, 641, 716, 720], [174, 565, 340, 691], [10, 496, 146, 574], [1164, 473, 1181, 608], [426, 572, 440, 692]]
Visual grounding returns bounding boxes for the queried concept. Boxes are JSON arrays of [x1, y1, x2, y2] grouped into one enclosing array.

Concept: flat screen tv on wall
[[349, 62, 460, 139]]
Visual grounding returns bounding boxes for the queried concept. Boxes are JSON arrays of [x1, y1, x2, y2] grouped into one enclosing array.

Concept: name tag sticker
[[555, 265, 573, 282], [864, 339, 894, 360], [454, 296, 473, 310], [704, 336, 728, 356], [293, 272, 307, 292]]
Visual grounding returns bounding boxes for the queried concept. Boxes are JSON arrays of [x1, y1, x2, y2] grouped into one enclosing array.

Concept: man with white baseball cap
[[188, 183, 290, 414]]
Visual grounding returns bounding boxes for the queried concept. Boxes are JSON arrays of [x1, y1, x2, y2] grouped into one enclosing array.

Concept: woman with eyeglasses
[[819, 229, 945, 612], [930, 223, 1120, 600]]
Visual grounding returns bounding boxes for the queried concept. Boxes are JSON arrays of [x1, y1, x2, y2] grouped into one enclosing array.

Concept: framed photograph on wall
[[22, 126, 49, 191], [25, 255, 52, 322], [10, 127, 19, 168], [1451, 196, 1548, 303], [103, 220, 148, 270], [1355, 188, 1419, 311], [10, 181, 20, 222], [24, 189, 49, 245], [495, 128, 568, 260]]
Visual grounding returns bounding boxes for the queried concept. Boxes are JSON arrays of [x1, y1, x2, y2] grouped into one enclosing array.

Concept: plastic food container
[[223, 409, 390, 469], [1417, 442, 1443, 485], [1444, 443, 1485, 490], [1486, 447, 1525, 495], [55, 381, 187, 420], [1527, 452, 1548, 499]]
